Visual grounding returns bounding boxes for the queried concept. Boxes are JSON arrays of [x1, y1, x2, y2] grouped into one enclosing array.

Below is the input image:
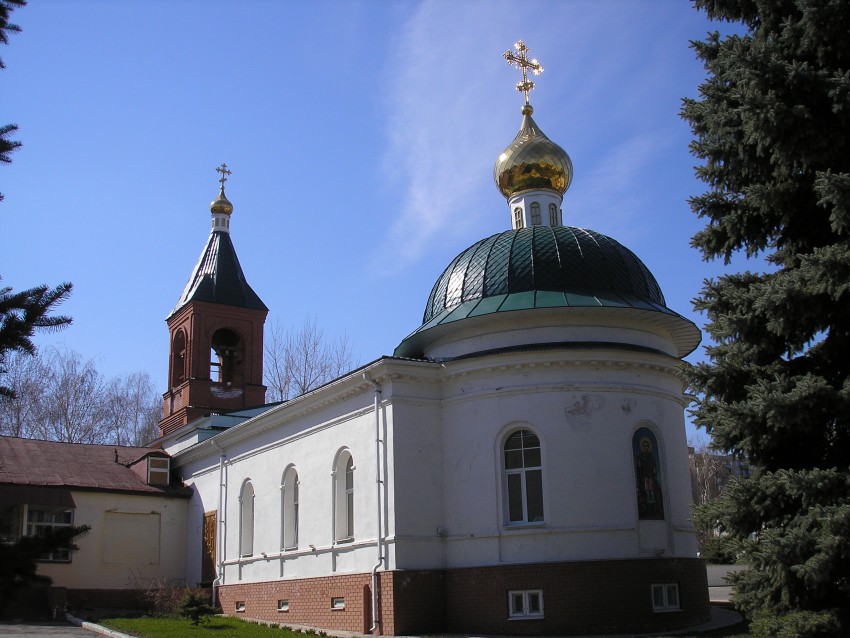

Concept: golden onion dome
[[494, 104, 573, 198], [210, 188, 233, 216]]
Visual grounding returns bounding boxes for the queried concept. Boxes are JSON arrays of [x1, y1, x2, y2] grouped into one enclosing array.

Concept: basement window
[[277, 600, 289, 612], [331, 597, 345, 610], [508, 590, 544, 619], [651, 583, 680, 612]]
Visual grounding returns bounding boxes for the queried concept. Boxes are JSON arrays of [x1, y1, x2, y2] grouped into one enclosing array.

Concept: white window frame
[[514, 207, 524, 229], [277, 599, 290, 612], [147, 456, 170, 485], [331, 597, 345, 610], [239, 480, 255, 557], [333, 451, 354, 543], [503, 428, 545, 525], [25, 506, 74, 562], [508, 589, 544, 619], [651, 583, 680, 612], [281, 467, 299, 551]]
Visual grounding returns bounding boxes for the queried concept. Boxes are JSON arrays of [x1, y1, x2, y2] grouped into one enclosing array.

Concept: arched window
[[281, 467, 299, 550], [530, 202, 541, 226], [513, 207, 524, 229], [334, 451, 354, 542], [239, 480, 255, 557], [633, 427, 665, 520], [171, 330, 186, 387], [549, 204, 559, 226], [210, 328, 242, 384], [503, 429, 544, 524]]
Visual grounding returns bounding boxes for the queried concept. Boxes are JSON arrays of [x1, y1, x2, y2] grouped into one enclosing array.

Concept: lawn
[[101, 616, 324, 638], [100, 615, 753, 638]]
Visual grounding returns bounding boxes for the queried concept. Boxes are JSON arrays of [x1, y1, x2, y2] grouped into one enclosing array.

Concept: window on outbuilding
[[334, 451, 354, 542], [147, 456, 170, 486], [239, 480, 255, 557], [26, 507, 74, 562], [281, 467, 299, 550], [503, 429, 544, 524]]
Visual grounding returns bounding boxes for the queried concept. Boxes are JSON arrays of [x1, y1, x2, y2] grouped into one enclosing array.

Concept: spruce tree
[[682, 1, 850, 635]]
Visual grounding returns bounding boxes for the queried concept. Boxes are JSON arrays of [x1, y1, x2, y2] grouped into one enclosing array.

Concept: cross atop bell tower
[[159, 166, 268, 436]]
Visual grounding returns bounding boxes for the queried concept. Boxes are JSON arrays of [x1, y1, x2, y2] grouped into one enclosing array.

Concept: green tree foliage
[[0, 1, 75, 400], [0, 0, 26, 202], [0, 523, 90, 613], [0, 280, 73, 398], [682, 1, 850, 635], [177, 589, 217, 625]]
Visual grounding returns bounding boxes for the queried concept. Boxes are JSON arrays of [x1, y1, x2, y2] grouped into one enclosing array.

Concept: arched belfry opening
[[210, 328, 243, 385], [171, 329, 187, 388], [158, 165, 268, 436]]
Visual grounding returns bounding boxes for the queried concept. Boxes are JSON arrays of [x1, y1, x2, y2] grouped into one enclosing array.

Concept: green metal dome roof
[[423, 226, 665, 323], [394, 226, 701, 358]]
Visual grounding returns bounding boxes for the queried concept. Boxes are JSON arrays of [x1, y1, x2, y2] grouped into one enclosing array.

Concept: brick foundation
[[218, 557, 709, 636]]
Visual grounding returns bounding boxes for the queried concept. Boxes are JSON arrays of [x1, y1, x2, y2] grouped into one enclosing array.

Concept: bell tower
[[159, 164, 268, 436]]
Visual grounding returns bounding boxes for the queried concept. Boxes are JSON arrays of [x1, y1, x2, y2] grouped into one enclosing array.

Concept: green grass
[[100, 616, 320, 638], [101, 615, 753, 638]]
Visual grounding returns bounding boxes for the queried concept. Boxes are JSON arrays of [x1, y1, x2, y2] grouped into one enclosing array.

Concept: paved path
[[0, 623, 96, 637]]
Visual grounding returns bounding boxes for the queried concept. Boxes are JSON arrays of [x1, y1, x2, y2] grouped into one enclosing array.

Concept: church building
[[156, 41, 710, 636]]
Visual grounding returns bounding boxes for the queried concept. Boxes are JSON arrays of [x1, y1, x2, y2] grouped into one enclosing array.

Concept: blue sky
[[3, 1, 729, 441]]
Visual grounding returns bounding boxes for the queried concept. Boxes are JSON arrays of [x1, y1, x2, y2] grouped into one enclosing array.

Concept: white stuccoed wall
[[173, 328, 696, 590]]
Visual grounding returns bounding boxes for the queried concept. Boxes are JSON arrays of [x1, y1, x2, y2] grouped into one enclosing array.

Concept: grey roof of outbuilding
[[0, 436, 191, 498], [169, 230, 267, 317]]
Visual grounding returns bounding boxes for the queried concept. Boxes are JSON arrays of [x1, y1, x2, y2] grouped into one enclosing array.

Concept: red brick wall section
[[218, 573, 376, 634], [444, 558, 710, 636], [217, 558, 709, 636], [387, 569, 446, 635]]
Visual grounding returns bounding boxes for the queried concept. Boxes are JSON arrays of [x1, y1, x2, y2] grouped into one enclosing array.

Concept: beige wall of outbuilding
[[36, 490, 188, 590]]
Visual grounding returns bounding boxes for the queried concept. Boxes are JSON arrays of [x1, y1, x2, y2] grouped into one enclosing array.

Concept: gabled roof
[[0, 436, 191, 498], [169, 230, 267, 318]]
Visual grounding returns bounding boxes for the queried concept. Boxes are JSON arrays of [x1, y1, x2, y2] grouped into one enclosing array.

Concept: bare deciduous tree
[[0, 351, 46, 438], [688, 435, 732, 556], [0, 347, 163, 445], [689, 436, 729, 507], [264, 317, 355, 403], [38, 347, 108, 443], [103, 372, 163, 446]]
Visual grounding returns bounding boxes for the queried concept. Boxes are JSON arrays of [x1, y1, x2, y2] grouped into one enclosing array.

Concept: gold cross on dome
[[503, 40, 543, 104], [215, 162, 232, 189]]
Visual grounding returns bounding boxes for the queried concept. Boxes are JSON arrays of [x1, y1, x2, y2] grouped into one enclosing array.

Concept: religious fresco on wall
[[633, 427, 665, 520]]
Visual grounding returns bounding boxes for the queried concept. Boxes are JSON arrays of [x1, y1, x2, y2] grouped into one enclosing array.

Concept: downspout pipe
[[211, 439, 226, 609], [363, 373, 383, 633]]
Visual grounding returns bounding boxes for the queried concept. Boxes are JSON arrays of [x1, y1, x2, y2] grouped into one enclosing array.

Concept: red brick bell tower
[[159, 164, 268, 436]]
